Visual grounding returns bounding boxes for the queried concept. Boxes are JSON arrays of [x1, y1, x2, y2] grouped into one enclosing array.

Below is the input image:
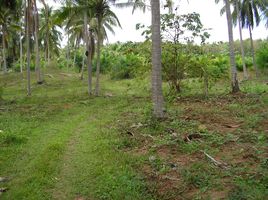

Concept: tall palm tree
[[0, 9, 10, 73], [225, 0, 240, 92], [0, 8, 20, 73], [19, 1, 25, 74], [240, 0, 262, 77], [217, 0, 248, 79], [91, 0, 121, 96], [116, 0, 165, 117], [26, 0, 33, 95], [57, 0, 95, 94], [34, 0, 42, 83], [83, 10, 93, 95], [40, 5, 62, 64], [232, 0, 248, 79], [151, 0, 164, 118]]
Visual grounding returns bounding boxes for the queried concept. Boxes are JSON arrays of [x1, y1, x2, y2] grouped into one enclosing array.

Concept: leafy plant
[[256, 42, 268, 69]]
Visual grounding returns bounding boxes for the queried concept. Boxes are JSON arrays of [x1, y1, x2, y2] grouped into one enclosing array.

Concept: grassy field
[[0, 69, 267, 200]]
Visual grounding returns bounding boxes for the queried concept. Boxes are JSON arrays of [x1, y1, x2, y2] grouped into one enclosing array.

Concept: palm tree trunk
[[80, 44, 85, 80], [95, 17, 101, 96], [225, 0, 239, 93], [20, 27, 23, 74], [26, 0, 31, 96], [73, 41, 76, 68], [46, 22, 49, 65], [2, 31, 7, 73], [84, 11, 92, 95], [151, 0, 164, 118], [249, 25, 258, 78], [73, 52, 76, 68], [34, 1, 42, 83], [236, 1, 248, 80], [67, 29, 70, 70]]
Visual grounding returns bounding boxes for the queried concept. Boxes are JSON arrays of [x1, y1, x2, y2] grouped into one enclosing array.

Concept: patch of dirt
[[141, 164, 185, 200], [258, 118, 268, 133], [155, 145, 203, 167], [215, 142, 261, 173], [129, 146, 149, 156], [124, 93, 267, 199], [181, 104, 243, 133]]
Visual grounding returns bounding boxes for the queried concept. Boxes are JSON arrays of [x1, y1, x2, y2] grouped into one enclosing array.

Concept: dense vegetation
[[1, 0, 268, 199]]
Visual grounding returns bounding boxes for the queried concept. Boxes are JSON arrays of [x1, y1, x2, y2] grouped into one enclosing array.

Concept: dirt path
[[53, 114, 97, 200]]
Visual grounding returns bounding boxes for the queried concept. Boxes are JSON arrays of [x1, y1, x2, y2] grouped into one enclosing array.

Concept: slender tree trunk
[[2, 31, 7, 73], [46, 18, 49, 65], [151, 0, 164, 118], [20, 27, 23, 74], [80, 44, 85, 80], [84, 12, 92, 95], [225, 0, 240, 93], [249, 25, 258, 78], [48, 44, 50, 64], [73, 42, 76, 69], [26, 0, 31, 95], [88, 30, 93, 95], [236, 1, 248, 80], [67, 30, 70, 70], [73, 52, 76, 68], [204, 72, 209, 97], [95, 17, 101, 96], [34, 2, 42, 83]]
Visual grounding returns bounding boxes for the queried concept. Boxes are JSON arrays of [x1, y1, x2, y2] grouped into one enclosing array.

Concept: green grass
[[0, 71, 153, 200], [1, 70, 268, 200]]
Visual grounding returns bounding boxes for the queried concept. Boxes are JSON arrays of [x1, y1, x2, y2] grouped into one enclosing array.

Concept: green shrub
[[12, 60, 36, 72], [211, 55, 229, 73], [235, 56, 253, 71], [256, 43, 268, 69], [110, 53, 145, 80]]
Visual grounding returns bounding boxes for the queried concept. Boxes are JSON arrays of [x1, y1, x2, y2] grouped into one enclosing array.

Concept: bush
[[110, 53, 144, 80], [235, 56, 253, 71], [256, 43, 268, 69], [12, 60, 36, 72]]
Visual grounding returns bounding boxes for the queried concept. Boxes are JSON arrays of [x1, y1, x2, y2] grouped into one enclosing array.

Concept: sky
[[44, 0, 268, 45]]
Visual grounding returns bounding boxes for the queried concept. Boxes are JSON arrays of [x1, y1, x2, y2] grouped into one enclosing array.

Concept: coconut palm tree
[[91, 0, 121, 96], [217, 0, 249, 79], [26, 0, 33, 95], [0, 4, 21, 74], [0, 9, 10, 73], [33, 0, 42, 83], [40, 5, 62, 64], [116, 0, 165, 117], [216, 0, 240, 92], [240, 0, 263, 77], [226, 0, 240, 92], [151, 0, 164, 117], [232, 0, 249, 79]]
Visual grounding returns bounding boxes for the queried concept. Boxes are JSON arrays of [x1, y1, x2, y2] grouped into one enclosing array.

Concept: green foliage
[[92, 42, 150, 80], [12, 58, 48, 72], [162, 43, 229, 94], [235, 55, 253, 71], [256, 42, 268, 69]]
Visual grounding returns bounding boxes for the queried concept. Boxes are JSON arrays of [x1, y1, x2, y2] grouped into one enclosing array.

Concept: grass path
[[0, 73, 152, 200]]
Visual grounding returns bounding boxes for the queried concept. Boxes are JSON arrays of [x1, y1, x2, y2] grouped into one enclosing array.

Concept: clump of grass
[[181, 162, 219, 190], [0, 133, 27, 146]]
